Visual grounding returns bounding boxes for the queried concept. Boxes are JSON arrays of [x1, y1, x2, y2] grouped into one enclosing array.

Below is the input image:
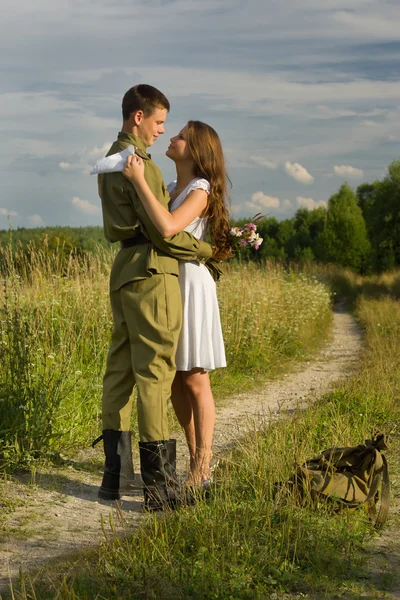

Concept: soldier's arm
[[107, 176, 213, 262]]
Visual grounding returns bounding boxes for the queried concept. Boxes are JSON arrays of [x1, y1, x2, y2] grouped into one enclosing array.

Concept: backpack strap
[[375, 453, 390, 526], [364, 452, 390, 526]]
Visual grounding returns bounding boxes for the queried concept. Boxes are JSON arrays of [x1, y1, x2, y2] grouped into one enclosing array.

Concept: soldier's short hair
[[122, 84, 170, 120]]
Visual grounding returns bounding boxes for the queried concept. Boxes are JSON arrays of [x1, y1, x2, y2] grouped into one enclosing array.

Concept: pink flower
[[240, 240, 248, 247], [244, 223, 257, 231]]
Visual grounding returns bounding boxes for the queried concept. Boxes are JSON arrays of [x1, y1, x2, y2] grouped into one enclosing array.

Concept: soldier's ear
[[132, 110, 144, 125]]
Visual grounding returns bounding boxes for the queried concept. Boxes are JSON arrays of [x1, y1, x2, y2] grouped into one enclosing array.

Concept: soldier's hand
[[205, 257, 223, 282], [211, 246, 225, 262]]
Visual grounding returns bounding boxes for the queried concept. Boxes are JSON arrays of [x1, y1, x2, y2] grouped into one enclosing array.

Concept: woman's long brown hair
[[186, 120, 233, 261]]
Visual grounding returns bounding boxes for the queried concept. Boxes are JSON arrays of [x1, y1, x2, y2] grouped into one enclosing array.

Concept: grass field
[[0, 244, 332, 472], [2, 263, 398, 598]]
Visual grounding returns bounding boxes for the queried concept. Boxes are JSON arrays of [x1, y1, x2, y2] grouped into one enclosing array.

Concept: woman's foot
[[185, 468, 212, 488], [184, 475, 212, 505]]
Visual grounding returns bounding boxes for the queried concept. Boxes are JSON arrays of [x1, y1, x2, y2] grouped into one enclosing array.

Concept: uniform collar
[[117, 132, 149, 156]]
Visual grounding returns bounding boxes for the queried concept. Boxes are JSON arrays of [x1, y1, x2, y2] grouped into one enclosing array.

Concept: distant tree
[[0, 226, 111, 254], [293, 209, 313, 249], [366, 160, 400, 271], [293, 207, 326, 260], [319, 184, 371, 272], [356, 182, 379, 238], [257, 217, 280, 241], [276, 219, 296, 258], [356, 182, 377, 214], [256, 217, 286, 260], [293, 245, 315, 263], [257, 235, 286, 261]]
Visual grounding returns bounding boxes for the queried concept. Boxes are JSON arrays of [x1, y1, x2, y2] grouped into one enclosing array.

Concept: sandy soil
[[0, 307, 398, 598]]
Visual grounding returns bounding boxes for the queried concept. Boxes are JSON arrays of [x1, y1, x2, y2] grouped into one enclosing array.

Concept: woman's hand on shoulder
[[123, 154, 145, 185]]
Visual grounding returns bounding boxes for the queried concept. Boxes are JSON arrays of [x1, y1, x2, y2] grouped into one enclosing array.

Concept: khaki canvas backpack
[[288, 433, 390, 526]]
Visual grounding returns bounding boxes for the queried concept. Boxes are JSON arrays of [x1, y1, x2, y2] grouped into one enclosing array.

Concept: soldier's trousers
[[102, 273, 182, 442]]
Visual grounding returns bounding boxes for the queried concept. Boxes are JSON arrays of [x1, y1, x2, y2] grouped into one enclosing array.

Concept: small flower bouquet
[[229, 214, 264, 251]]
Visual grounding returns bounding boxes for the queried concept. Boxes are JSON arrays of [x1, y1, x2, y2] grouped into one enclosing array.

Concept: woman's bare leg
[[171, 372, 196, 473], [181, 368, 215, 484]]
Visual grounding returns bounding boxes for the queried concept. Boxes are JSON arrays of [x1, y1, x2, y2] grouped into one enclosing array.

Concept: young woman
[[123, 120, 232, 487]]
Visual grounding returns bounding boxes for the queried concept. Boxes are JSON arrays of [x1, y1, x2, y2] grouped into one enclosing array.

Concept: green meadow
[[1, 243, 399, 599], [0, 244, 331, 470]]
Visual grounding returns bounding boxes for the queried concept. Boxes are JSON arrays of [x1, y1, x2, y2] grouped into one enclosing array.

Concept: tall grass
[[214, 264, 332, 394], [0, 243, 114, 469], [309, 262, 400, 306], [0, 243, 332, 470], [7, 292, 400, 599]]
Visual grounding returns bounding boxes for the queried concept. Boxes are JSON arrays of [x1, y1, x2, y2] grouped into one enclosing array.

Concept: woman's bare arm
[[122, 155, 208, 237]]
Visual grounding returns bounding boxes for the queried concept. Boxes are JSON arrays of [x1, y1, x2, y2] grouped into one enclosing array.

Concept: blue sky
[[1, 0, 400, 229]]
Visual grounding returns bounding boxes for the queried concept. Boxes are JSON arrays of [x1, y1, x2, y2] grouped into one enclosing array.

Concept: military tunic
[[99, 132, 213, 442]]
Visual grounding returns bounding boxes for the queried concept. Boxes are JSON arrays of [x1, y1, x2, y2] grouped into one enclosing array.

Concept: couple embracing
[[95, 84, 231, 511]]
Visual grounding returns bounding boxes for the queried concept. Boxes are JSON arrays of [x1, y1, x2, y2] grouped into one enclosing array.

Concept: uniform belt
[[120, 232, 150, 248]]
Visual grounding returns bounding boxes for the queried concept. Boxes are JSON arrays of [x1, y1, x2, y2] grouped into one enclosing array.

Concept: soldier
[[96, 84, 215, 511]]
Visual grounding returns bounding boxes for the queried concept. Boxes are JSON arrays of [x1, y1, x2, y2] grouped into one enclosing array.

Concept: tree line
[[235, 159, 400, 273], [1, 159, 399, 273]]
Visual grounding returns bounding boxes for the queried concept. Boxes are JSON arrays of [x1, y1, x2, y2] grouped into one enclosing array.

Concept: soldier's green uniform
[[99, 132, 212, 444]]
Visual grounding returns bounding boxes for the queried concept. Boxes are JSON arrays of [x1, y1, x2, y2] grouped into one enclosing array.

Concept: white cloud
[[296, 197, 328, 210], [230, 204, 242, 216], [334, 10, 400, 40], [72, 196, 101, 216], [249, 156, 277, 169], [316, 105, 358, 119], [1, 0, 399, 227], [58, 143, 113, 175], [362, 120, 379, 127], [28, 215, 45, 226], [333, 165, 364, 178], [59, 161, 72, 170], [250, 192, 280, 209], [86, 143, 112, 159], [0, 208, 18, 216], [240, 194, 294, 217], [58, 161, 84, 172], [284, 162, 315, 185], [244, 201, 260, 212]]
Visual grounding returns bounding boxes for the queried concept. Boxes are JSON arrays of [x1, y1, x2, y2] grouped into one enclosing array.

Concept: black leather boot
[[97, 430, 135, 501], [165, 438, 177, 480], [139, 440, 179, 512]]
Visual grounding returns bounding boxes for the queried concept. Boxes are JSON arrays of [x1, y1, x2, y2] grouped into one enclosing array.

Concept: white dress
[[168, 178, 227, 372]]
